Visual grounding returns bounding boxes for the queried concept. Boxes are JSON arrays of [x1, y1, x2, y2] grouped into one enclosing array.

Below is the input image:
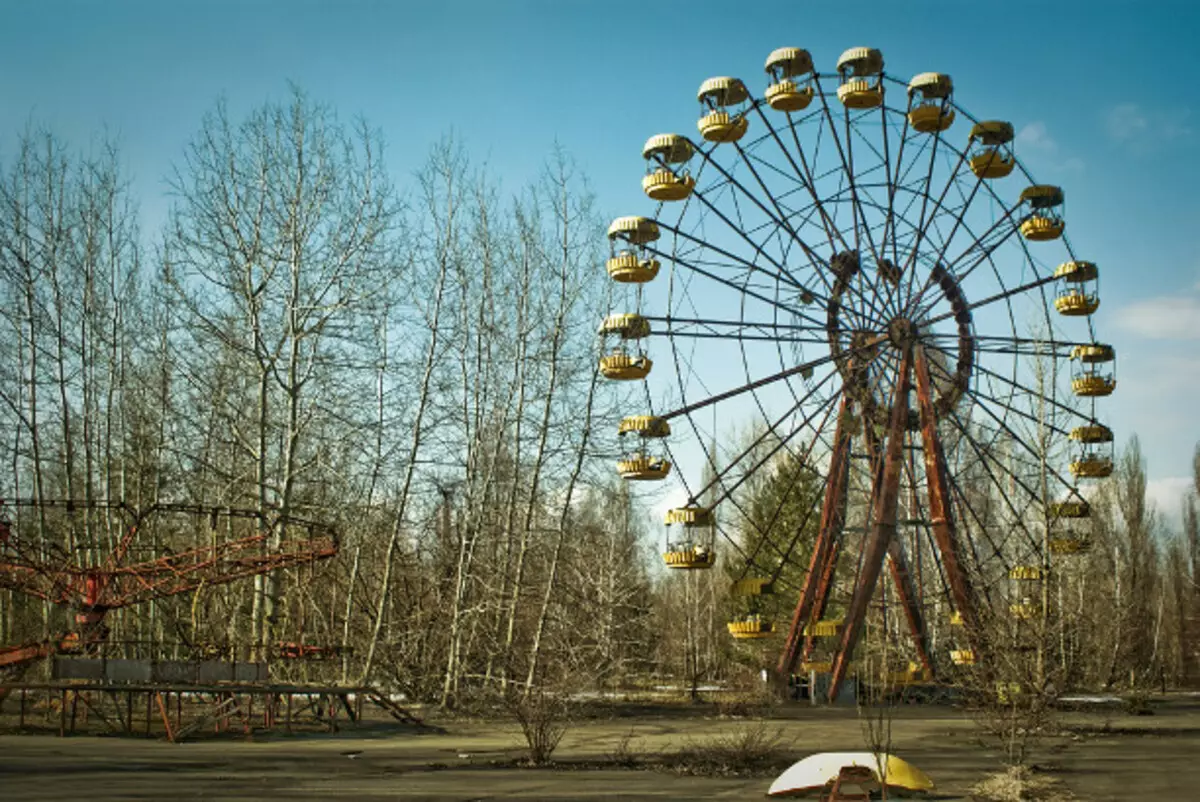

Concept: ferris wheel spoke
[[688, 381, 838, 506], [951, 379, 1088, 507], [688, 143, 830, 287], [967, 358, 1099, 427], [645, 242, 828, 329], [660, 333, 887, 423], [730, 398, 843, 579], [942, 410, 1046, 556], [752, 104, 851, 257]]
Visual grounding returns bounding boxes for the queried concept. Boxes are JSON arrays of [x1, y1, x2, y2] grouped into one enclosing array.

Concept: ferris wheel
[[599, 46, 1115, 700]]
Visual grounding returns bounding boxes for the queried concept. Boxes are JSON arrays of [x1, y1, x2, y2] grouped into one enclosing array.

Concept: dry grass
[[665, 719, 795, 777], [969, 766, 1078, 801]]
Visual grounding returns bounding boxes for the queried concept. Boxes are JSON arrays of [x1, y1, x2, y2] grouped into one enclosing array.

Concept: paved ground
[[1, 700, 1197, 799]]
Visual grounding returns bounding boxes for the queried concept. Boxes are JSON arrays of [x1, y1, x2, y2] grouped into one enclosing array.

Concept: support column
[[913, 346, 984, 661], [828, 349, 912, 702], [886, 537, 934, 675], [778, 397, 854, 677]]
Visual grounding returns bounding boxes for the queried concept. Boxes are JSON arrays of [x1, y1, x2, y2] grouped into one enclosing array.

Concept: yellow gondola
[[697, 77, 750, 143], [1069, 343, 1116, 397], [1049, 533, 1092, 555], [731, 577, 773, 596], [1054, 261, 1100, 316], [663, 505, 716, 569], [950, 649, 975, 666], [616, 415, 671, 481], [1049, 499, 1090, 519], [599, 313, 653, 380], [967, 121, 1015, 178], [764, 47, 815, 112], [1069, 422, 1114, 479], [907, 72, 955, 133], [642, 134, 695, 202], [1010, 600, 1039, 619], [1009, 565, 1043, 581], [836, 47, 884, 108], [606, 216, 661, 283], [1019, 185, 1065, 241], [949, 611, 964, 626], [727, 614, 776, 639], [803, 619, 842, 638]]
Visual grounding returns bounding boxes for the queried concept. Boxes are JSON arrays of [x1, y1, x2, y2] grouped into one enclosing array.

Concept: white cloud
[[1105, 103, 1193, 151], [1017, 121, 1057, 152], [1146, 476, 1193, 531], [1015, 122, 1083, 173], [1106, 103, 1149, 142], [1115, 295, 1200, 339]]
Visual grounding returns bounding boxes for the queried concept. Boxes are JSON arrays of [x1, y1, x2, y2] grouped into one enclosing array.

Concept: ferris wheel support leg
[[885, 538, 935, 676], [828, 351, 913, 703], [777, 397, 853, 678], [913, 346, 984, 661], [801, 538, 843, 663]]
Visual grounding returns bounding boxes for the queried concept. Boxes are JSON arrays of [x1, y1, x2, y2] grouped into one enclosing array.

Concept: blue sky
[[2, 1, 1198, 527]]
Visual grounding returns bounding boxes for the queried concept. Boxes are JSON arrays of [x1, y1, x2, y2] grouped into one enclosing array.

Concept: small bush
[[668, 719, 793, 777], [508, 689, 571, 766], [607, 728, 642, 768], [969, 766, 1078, 801]]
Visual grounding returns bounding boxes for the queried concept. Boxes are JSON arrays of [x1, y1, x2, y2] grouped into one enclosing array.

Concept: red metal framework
[[0, 499, 337, 673]]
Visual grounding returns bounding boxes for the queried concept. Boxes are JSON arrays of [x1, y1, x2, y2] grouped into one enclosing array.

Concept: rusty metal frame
[[828, 349, 913, 701], [778, 396, 854, 676], [913, 345, 984, 661]]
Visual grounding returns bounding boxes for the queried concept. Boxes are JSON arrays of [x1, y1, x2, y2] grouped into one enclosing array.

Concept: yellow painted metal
[[642, 133, 694, 163], [1071, 457, 1114, 478], [662, 547, 715, 569], [642, 169, 695, 201], [765, 81, 814, 112], [727, 615, 776, 639], [1020, 184, 1065, 207], [607, 215, 660, 245], [731, 577, 773, 596], [698, 110, 748, 143], [1049, 535, 1092, 555], [997, 681, 1023, 704], [606, 253, 660, 283], [665, 505, 713, 527], [1050, 500, 1090, 519], [1010, 601, 1039, 619], [838, 78, 883, 109], [697, 76, 749, 106], [1055, 260, 1099, 281], [799, 661, 833, 673], [1070, 424, 1112, 443], [908, 104, 955, 132], [950, 649, 975, 665], [837, 46, 883, 76], [1055, 289, 1099, 316], [803, 619, 842, 638], [616, 454, 671, 481], [1021, 216, 1065, 241], [599, 313, 651, 339], [599, 353, 652, 380], [969, 120, 1015, 145], [908, 71, 953, 97], [886, 663, 933, 685], [619, 415, 670, 437], [1009, 565, 1043, 581], [949, 611, 964, 626], [1072, 375, 1115, 396], [969, 148, 1015, 178], [765, 47, 813, 77], [1071, 343, 1115, 363]]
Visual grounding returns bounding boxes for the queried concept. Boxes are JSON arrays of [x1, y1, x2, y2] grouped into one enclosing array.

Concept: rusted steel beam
[[886, 537, 934, 675], [778, 396, 854, 676], [913, 345, 984, 660], [801, 537, 844, 662], [828, 349, 912, 701]]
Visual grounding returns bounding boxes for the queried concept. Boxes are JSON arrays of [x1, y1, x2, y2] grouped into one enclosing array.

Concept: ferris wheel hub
[[886, 317, 920, 349]]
